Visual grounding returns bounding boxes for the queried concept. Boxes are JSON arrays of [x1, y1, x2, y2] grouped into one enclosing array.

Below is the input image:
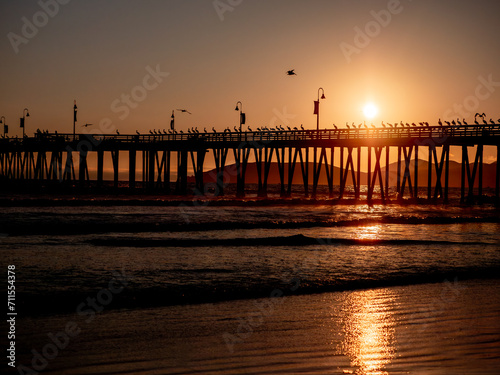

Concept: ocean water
[[1, 197, 500, 373]]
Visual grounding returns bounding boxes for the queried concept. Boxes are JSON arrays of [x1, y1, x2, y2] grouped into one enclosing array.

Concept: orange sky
[[1, 0, 500, 164]]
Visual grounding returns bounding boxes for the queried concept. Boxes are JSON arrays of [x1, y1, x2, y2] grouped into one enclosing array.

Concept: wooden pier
[[1, 123, 500, 202]]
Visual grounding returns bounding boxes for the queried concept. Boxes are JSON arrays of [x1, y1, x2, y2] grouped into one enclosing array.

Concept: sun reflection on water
[[336, 289, 397, 374]]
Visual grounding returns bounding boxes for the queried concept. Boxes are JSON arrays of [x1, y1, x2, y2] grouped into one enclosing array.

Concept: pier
[[1, 123, 499, 203]]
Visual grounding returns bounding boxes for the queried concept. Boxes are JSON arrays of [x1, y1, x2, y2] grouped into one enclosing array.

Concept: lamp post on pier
[[20, 108, 30, 138], [235, 101, 245, 132], [314, 88, 326, 131], [73, 100, 77, 140], [0, 116, 6, 136]]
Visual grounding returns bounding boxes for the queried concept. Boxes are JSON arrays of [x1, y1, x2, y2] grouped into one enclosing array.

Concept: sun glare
[[363, 103, 378, 119]]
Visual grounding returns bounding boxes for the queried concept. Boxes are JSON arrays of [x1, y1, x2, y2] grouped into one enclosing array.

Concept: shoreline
[[1, 193, 499, 207]]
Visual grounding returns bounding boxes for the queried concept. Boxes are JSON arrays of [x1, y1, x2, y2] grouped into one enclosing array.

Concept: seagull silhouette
[[81, 123, 93, 128], [176, 109, 191, 114], [286, 69, 297, 76]]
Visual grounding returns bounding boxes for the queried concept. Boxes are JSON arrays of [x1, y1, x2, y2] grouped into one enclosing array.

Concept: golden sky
[[1, 0, 499, 148]]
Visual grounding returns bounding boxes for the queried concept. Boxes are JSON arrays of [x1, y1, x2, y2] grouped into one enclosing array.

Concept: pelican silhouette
[[136, 130, 140, 135], [212, 127, 216, 133], [438, 118, 443, 126], [490, 118, 495, 125], [333, 124, 337, 129], [412, 123, 417, 127], [286, 69, 297, 76], [482, 117, 487, 125], [300, 124, 304, 130], [346, 124, 350, 129], [371, 123, 376, 128], [234, 126, 239, 132], [163, 129, 167, 134], [463, 119, 468, 125], [115, 129, 120, 135], [451, 120, 456, 125], [149, 130, 153, 134], [445, 121, 451, 126], [474, 118, 479, 125], [381, 121, 386, 128], [457, 119, 462, 125], [176, 109, 191, 114], [204, 127, 207, 133]]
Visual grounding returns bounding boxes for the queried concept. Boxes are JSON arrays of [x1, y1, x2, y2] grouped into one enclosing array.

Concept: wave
[[16, 267, 500, 317], [3, 215, 500, 236], [88, 234, 490, 248]]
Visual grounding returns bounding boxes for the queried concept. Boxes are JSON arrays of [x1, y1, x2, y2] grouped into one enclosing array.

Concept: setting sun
[[363, 103, 378, 119]]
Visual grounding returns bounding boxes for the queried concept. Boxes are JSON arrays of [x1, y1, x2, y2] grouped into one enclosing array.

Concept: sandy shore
[[12, 278, 500, 374]]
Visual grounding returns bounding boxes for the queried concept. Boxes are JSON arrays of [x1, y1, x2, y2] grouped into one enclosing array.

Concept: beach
[[13, 279, 500, 374], [1, 199, 500, 374]]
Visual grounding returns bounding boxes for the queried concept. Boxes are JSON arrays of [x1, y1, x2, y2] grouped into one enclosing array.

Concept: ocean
[[1, 190, 500, 374]]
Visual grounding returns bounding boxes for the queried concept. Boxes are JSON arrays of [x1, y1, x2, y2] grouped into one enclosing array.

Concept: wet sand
[[14, 278, 500, 374]]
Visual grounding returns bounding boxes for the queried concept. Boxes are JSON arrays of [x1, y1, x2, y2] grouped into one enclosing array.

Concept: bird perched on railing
[[451, 120, 456, 125], [300, 124, 304, 130], [371, 123, 376, 128], [445, 121, 451, 126], [412, 123, 417, 127], [332, 124, 337, 130], [381, 121, 386, 128], [474, 118, 479, 125], [136, 130, 140, 135], [115, 130, 120, 135], [482, 116, 487, 125], [438, 119, 443, 126], [346, 124, 350, 129], [463, 119, 468, 125], [456, 119, 462, 125], [387, 123, 393, 128], [163, 129, 167, 134], [490, 119, 496, 125], [149, 130, 153, 134], [212, 127, 216, 133], [498, 119, 500, 124]]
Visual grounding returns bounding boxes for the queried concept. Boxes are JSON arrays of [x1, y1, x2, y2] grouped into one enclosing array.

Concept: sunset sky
[[1, 0, 500, 151]]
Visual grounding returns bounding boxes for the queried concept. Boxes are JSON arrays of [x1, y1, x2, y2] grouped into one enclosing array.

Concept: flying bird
[[81, 123, 93, 128], [176, 109, 191, 114], [286, 69, 297, 76]]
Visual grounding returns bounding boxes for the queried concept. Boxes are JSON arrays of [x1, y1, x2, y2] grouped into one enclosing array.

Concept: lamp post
[[314, 88, 326, 131], [73, 100, 77, 140], [20, 108, 30, 138], [0, 116, 6, 136], [235, 101, 245, 132]]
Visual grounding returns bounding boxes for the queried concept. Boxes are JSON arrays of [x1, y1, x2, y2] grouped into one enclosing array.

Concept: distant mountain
[[189, 160, 498, 188]]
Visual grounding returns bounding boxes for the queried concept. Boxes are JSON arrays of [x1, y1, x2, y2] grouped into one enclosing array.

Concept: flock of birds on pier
[[2, 113, 500, 140], [135, 113, 500, 136]]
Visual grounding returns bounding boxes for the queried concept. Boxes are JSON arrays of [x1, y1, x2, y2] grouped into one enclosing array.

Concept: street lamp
[[314, 88, 326, 131], [20, 108, 30, 138], [73, 100, 77, 140], [235, 101, 245, 132], [0, 116, 6, 136]]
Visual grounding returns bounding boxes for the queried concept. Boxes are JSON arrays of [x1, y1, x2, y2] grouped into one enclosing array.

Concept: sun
[[363, 103, 378, 119]]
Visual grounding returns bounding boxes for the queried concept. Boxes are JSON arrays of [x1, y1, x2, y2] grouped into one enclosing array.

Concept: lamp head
[[26, 111, 30, 117], [321, 93, 326, 100], [235, 105, 239, 111]]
